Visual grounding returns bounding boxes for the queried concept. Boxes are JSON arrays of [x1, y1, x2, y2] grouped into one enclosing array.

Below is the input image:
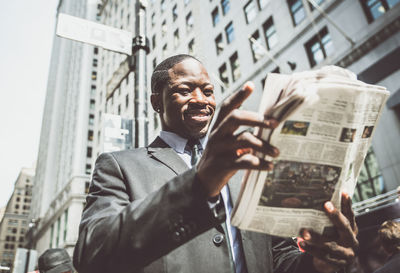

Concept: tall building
[[0, 167, 34, 272], [30, 0, 99, 257]]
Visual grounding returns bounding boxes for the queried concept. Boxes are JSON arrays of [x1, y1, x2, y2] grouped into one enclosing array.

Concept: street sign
[[56, 13, 133, 55], [103, 114, 133, 153]]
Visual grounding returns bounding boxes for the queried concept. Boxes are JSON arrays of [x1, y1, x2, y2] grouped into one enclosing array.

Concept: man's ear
[[151, 93, 162, 113]]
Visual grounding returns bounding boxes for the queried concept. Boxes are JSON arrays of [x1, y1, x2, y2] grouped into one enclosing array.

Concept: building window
[[250, 30, 263, 62], [162, 44, 168, 57], [118, 104, 121, 115], [88, 130, 94, 141], [85, 181, 90, 194], [288, 0, 305, 26], [229, 52, 241, 81], [225, 22, 234, 44], [353, 147, 385, 202], [244, 0, 258, 23], [90, 99, 95, 110], [221, 0, 230, 15], [152, 34, 156, 49], [91, 85, 96, 97], [215, 34, 224, 55], [151, 12, 155, 27], [49, 224, 54, 248], [186, 12, 193, 32], [87, 147, 92, 158], [172, 4, 178, 21], [94, 47, 98, 54], [56, 217, 61, 246], [258, 0, 269, 9], [360, 0, 400, 22], [188, 39, 195, 55], [93, 59, 98, 67], [89, 114, 94, 125], [63, 209, 68, 241], [212, 7, 220, 26], [161, 20, 167, 37], [174, 28, 180, 48], [305, 27, 334, 67], [153, 57, 157, 70], [126, 94, 129, 108], [91, 71, 97, 80], [263, 17, 278, 50], [219, 63, 229, 91], [309, 0, 325, 10], [160, 0, 166, 13], [85, 164, 91, 175]]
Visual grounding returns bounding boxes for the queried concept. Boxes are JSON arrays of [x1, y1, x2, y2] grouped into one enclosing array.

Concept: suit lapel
[[147, 137, 189, 175]]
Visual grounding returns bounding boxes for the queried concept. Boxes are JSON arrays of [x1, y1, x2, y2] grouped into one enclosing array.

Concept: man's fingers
[[324, 201, 359, 249], [300, 240, 355, 267], [207, 130, 280, 160], [341, 192, 358, 235], [212, 82, 254, 129], [215, 109, 278, 137]]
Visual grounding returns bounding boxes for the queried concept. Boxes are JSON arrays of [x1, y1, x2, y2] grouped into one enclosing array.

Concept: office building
[[0, 167, 34, 272], [30, 0, 99, 257]]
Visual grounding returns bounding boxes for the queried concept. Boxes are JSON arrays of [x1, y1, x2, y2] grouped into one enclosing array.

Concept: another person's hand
[[196, 82, 279, 197], [299, 192, 359, 273]]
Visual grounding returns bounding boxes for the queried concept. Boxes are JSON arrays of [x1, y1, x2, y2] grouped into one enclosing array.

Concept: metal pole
[[133, 0, 149, 148]]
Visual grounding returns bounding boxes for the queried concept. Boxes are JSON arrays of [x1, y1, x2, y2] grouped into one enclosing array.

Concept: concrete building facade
[[0, 167, 34, 272], [30, 0, 99, 258]]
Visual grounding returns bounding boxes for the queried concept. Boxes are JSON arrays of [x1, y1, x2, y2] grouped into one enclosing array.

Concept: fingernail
[[243, 81, 255, 91], [324, 201, 334, 212]]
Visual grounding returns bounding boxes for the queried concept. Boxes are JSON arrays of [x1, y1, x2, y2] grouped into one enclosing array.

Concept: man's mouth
[[184, 109, 213, 123]]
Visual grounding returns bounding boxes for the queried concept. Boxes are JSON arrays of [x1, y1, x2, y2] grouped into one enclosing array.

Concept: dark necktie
[[186, 139, 201, 166]]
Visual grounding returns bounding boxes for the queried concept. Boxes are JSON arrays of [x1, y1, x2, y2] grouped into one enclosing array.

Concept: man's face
[[156, 58, 216, 139]]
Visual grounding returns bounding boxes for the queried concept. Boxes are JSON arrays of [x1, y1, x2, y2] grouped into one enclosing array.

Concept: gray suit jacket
[[73, 137, 317, 273]]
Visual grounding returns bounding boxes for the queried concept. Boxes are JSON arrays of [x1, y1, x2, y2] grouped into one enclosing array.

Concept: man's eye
[[178, 88, 191, 95], [204, 89, 214, 96]]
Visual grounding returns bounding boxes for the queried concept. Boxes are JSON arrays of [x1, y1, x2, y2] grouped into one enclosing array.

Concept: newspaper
[[231, 66, 390, 237]]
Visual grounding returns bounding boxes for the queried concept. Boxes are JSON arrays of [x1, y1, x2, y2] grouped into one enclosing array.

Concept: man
[[73, 54, 358, 273], [373, 220, 400, 273], [38, 248, 74, 273]]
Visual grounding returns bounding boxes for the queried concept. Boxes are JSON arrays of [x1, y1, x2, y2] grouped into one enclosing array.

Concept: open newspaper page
[[231, 66, 389, 237]]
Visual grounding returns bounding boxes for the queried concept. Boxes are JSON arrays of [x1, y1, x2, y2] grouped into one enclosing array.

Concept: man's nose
[[190, 88, 207, 104]]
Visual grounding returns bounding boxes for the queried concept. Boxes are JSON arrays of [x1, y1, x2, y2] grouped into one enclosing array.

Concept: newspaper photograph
[[231, 66, 390, 237]]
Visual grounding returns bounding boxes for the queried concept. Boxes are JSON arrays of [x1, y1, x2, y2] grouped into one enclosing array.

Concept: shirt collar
[[159, 130, 208, 154]]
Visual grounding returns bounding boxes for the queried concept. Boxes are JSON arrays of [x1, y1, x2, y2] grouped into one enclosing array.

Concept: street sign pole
[[56, 2, 150, 148], [133, 0, 150, 148]]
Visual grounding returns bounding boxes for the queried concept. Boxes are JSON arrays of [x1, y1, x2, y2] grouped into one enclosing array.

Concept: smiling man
[[73, 54, 358, 273]]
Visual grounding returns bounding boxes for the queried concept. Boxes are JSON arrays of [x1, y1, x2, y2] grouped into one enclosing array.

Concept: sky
[[0, 0, 59, 208]]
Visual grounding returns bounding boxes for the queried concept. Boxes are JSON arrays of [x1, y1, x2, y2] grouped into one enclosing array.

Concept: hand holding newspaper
[[231, 66, 389, 237]]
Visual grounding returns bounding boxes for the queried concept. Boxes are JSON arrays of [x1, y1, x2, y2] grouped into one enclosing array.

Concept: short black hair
[[151, 54, 202, 94]]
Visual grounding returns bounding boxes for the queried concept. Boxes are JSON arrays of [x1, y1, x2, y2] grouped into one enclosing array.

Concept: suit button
[[213, 234, 224, 246]]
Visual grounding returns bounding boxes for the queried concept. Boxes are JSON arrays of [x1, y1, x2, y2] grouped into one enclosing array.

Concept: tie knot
[[185, 139, 201, 152]]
